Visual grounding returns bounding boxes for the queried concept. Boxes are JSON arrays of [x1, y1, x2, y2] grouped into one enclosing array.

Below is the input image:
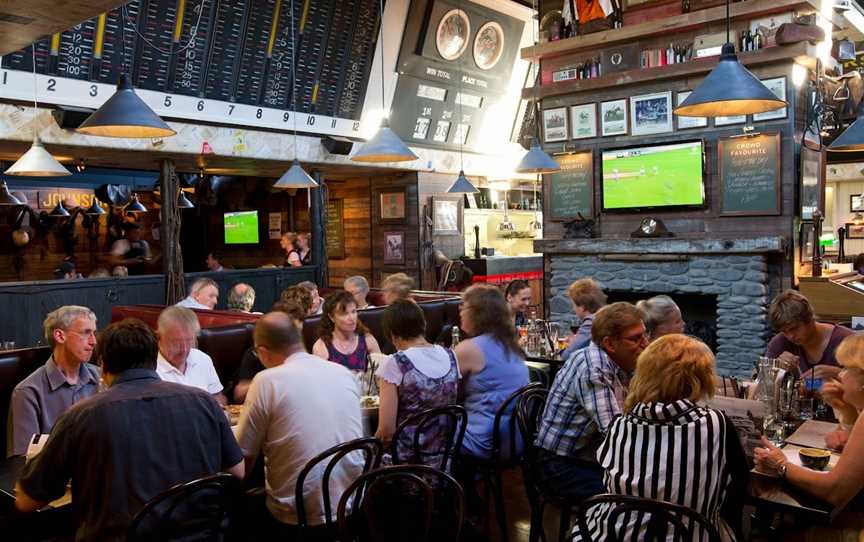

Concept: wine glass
[[546, 322, 561, 356]]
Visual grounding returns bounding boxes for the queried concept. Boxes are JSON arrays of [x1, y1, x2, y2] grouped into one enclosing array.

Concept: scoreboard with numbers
[[0, 0, 383, 139]]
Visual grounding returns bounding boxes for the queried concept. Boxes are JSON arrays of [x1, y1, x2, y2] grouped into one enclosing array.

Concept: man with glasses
[[534, 302, 648, 501], [8, 305, 101, 457], [155, 306, 226, 405]]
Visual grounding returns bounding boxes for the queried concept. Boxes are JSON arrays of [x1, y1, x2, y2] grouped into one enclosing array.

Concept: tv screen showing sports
[[601, 141, 705, 210], [224, 211, 259, 244]]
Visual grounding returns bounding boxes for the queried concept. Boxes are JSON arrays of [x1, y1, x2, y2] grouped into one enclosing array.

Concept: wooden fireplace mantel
[[534, 236, 786, 255]]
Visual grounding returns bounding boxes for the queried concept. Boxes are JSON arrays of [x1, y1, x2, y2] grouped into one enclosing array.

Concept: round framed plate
[[474, 21, 504, 70], [436, 8, 471, 61]]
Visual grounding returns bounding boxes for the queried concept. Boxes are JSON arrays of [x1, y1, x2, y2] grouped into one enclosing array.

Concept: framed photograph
[[432, 195, 463, 235], [675, 91, 707, 130], [413, 117, 431, 139], [630, 91, 672, 136], [847, 223, 864, 239], [852, 195, 864, 212], [383, 231, 405, 264], [543, 107, 568, 142], [715, 114, 746, 126], [800, 145, 823, 220], [600, 99, 628, 136], [570, 103, 597, 139], [753, 77, 787, 122], [379, 189, 406, 223]]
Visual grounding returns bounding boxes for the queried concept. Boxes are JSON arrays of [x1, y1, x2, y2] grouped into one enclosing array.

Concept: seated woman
[[576, 334, 748, 541], [766, 290, 853, 379], [375, 300, 459, 463], [313, 291, 381, 371], [455, 284, 529, 459], [505, 279, 532, 327], [636, 294, 685, 341], [561, 278, 607, 359], [381, 273, 414, 305]]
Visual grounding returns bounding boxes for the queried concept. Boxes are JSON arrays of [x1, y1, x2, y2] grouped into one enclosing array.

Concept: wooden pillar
[[160, 159, 185, 303], [311, 171, 328, 287]]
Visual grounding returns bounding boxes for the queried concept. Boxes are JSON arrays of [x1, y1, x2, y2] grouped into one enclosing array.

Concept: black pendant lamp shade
[[674, 44, 787, 117], [447, 170, 479, 193], [77, 74, 176, 138], [49, 200, 71, 217], [0, 181, 21, 206], [515, 138, 561, 174], [350, 119, 419, 163], [829, 105, 864, 151], [125, 194, 147, 213], [273, 159, 319, 189], [177, 190, 195, 209], [85, 198, 106, 215]]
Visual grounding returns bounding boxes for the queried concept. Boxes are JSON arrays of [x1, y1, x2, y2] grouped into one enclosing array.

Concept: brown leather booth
[[0, 346, 51, 455]]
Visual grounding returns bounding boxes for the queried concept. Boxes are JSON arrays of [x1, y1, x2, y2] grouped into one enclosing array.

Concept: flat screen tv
[[601, 140, 705, 211], [224, 211, 259, 244]]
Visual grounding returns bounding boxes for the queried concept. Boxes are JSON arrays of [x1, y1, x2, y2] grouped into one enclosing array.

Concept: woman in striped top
[[576, 334, 748, 542]]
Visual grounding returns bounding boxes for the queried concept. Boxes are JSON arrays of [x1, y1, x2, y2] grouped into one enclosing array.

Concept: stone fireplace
[[535, 237, 786, 376]]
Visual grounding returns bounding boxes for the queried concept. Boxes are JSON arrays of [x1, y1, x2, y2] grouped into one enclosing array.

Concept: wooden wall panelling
[[371, 174, 421, 288], [326, 178, 372, 288]]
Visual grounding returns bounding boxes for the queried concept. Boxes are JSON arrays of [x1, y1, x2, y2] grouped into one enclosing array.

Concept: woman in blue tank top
[[454, 284, 529, 459]]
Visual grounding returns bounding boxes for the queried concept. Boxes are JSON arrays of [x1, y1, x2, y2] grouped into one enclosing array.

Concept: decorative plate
[[473, 21, 504, 70], [436, 8, 471, 61]]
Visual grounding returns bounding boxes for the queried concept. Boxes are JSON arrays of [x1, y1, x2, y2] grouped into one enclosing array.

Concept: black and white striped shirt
[[577, 399, 737, 542]]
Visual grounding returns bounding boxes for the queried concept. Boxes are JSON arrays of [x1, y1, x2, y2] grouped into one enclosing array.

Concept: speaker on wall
[[52, 106, 96, 129], [322, 136, 354, 155]]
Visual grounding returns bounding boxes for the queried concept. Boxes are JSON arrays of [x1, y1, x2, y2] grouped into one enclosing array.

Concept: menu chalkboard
[[719, 134, 781, 216], [547, 151, 594, 221], [326, 198, 345, 259]]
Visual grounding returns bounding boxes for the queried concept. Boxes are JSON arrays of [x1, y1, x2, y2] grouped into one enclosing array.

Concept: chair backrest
[[574, 494, 722, 542], [514, 386, 548, 454], [126, 473, 242, 542], [390, 405, 467, 472], [491, 382, 543, 465], [337, 464, 464, 542], [294, 437, 384, 532]]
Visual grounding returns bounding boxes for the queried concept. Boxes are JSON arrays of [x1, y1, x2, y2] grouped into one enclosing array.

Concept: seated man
[[176, 277, 219, 310], [8, 306, 100, 457], [344, 275, 374, 310], [227, 283, 257, 313], [236, 312, 363, 535], [155, 306, 226, 405], [15, 318, 243, 541], [109, 222, 151, 275], [297, 281, 323, 315], [534, 302, 648, 501], [206, 251, 225, 272]]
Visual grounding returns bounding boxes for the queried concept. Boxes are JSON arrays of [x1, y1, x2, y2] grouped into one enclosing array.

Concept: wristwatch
[[777, 462, 788, 479]]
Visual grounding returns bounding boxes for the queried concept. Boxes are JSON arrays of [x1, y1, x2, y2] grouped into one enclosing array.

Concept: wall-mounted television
[[224, 211, 259, 244], [601, 140, 705, 211]]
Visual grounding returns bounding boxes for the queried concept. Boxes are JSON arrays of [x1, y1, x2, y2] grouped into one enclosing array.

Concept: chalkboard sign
[[326, 198, 345, 259], [719, 133, 781, 216], [546, 151, 594, 221]]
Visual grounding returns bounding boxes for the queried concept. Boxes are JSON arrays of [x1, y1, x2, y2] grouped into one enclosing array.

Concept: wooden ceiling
[[0, 1, 128, 56]]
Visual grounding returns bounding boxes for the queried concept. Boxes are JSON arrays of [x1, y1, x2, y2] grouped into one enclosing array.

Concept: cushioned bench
[[0, 347, 52, 455]]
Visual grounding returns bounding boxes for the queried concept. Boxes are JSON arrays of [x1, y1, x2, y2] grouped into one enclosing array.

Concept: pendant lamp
[[76, 74, 175, 138], [125, 194, 147, 214], [448, 170, 479, 193], [350, 0, 417, 163], [674, 0, 786, 117], [446, 7, 478, 194], [0, 181, 22, 206], [85, 198, 106, 215], [5, 136, 71, 177], [49, 200, 71, 217], [177, 190, 195, 209], [829, 103, 864, 151]]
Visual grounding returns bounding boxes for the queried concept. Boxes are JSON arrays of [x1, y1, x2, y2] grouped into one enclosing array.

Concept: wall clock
[[436, 9, 471, 61], [474, 21, 504, 70]]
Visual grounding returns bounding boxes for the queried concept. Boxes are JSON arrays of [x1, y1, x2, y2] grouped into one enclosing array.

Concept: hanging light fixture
[[48, 200, 71, 217], [0, 181, 22, 206], [177, 190, 195, 209], [350, 0, 418, 163], [448, 8, 478, 195], [828, 103, 864, 151], [497, 189, 516, 232], [85, 198, 106, 215], [674, 0, 786, 117], [6, 47, 70, 177], [125, 193, 147, 214]]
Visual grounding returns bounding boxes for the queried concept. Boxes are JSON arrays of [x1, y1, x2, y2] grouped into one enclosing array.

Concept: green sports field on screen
[[602, 141, 704, 209], [224, 211, 259, 244]]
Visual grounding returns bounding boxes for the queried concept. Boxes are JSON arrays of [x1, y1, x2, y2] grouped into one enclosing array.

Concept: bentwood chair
[[336, 464, 464, 542], [126, 473, 243, 542], [294, 437, 384, 541], [390, 405, 467, 473], [573, 494, 722, 542]]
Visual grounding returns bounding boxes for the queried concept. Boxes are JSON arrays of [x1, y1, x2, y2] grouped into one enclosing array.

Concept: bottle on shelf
[[451, 326, 461, 348], [753, 28, 763, 50], [745, 30, 754, 52], [740, 30, 748, 53]]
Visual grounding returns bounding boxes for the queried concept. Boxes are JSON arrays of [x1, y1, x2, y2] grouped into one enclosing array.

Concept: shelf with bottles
[[467, 187, 542, 212]]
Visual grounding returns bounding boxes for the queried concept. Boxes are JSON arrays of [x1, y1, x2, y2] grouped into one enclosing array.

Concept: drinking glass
[[546, 323, 561, 352], [763, 414, 785, 446]]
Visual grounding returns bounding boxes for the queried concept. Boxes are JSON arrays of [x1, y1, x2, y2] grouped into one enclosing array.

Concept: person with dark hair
[[15, 318, 244, 541], [766, 289, 852, 379], [375, 300, 459, 462], [312, 291, 381, 372], [236, 312, 363, 536], [504, 279, 532, 327], [206, 251, 224, 272], [297, 281, 323, 315], [109, 222, 151, 274], [455, 284, 529, 459]]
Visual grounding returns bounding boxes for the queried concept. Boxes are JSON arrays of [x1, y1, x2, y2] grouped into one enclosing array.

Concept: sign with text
[[326, 198, 345, 259], [719, 133, 781, 216], [547, 151, 594, 221]]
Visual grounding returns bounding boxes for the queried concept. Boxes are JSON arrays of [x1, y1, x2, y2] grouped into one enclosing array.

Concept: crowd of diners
[[6, 271, 864, 540]]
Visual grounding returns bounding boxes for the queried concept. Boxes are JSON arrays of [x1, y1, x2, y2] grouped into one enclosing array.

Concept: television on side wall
[[601, 140, 705, 211], [224, 211, 260, 244]]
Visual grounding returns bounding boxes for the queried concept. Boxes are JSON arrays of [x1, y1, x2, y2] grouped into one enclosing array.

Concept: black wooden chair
[[573, 494, 722, 542], [336, 464, 464, 542], [390, 405, 467, 472], [294, 437, 384, 541], [126, 473, 243, 542]]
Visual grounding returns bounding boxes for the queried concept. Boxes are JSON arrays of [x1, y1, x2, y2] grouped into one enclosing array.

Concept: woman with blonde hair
[[381, 273, 414, 304], [576, 334, 747, 541], [561, 278, 607, 358]]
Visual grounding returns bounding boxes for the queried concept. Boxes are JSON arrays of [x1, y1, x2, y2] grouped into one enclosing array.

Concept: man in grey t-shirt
[[7, 305, 100, 457]]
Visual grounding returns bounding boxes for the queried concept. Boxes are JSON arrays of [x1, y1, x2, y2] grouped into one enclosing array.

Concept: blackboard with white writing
[[719, 133, 781, 216], [326, 198, 345, 259], [547, 151, 594, 221]]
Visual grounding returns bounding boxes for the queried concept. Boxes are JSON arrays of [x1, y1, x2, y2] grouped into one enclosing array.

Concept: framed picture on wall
[[543, 107, 568, 142], [715, 114, 746, 126], [851, 194, 864, 212], [600, 99, 628, 136], [675, 91, 707, 129], [570, 103, 597, 139], [753, 77, 787, 122], [432, 195, 463, 235], [847, 223, 864, 239], [630, 91, 672, 136], [800, 145, 823, 220], [379, 189, 406, 223], [383, 231, 405, 264]]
